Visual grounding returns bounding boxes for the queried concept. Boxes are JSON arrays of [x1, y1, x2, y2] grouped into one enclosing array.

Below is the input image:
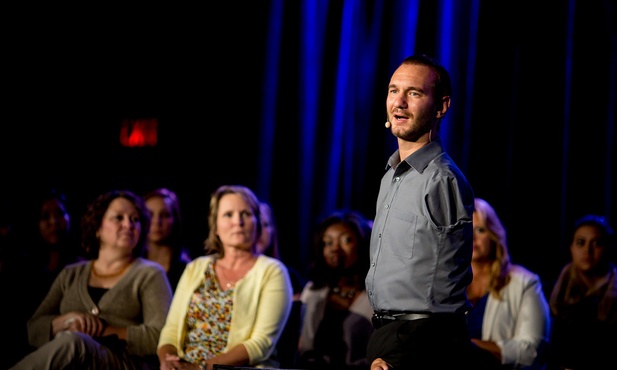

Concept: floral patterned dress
[[183, 262, 234, 364]]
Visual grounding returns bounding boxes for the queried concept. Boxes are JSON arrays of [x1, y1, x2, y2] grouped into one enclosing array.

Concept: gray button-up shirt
[[365, 139, 474, 315]]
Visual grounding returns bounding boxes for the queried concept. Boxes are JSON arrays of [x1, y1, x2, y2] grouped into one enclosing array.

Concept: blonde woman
[[157, 185, 293, 370], [466, 198, 550, 369]]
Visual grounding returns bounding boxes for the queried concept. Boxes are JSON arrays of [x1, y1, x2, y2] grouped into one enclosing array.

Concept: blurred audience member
[[257, 200, 305, 296], [256, 201, 306, 368], [3, 188, 84, 367], [256, 201, 281, 259], [297, 210, 374, 370], [547, 214, 616, 370], [29, 189, 83, 296], [467, 198, 550, 369], [144, 187, 192, 292], [32, 188, 81, 271], [157, 185, 293, 370], [10, 189, 173, 369]]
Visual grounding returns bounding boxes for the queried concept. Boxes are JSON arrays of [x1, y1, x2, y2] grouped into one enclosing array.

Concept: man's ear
[[436, 96, 451, 118]]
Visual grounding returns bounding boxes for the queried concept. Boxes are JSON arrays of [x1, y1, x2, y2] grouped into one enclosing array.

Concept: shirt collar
[[387, 138, 444, 174]]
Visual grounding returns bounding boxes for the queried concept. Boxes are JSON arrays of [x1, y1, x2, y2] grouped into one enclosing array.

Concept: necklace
[[216, 264, 236, 289], [216, 262, 243, 289], [221, 273, 237, 289], [215, 256, 257, 289], [91, 261, 131, 278]]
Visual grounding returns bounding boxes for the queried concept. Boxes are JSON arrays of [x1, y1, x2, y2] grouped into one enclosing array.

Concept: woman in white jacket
[[466, 198, 551, 369]]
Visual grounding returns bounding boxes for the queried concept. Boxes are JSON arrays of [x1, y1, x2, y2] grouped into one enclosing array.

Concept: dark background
[[2, 1, 616, 291]]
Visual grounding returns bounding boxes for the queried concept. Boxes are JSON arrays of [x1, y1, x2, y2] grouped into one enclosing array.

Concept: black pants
[[366, 313, 483, 370]]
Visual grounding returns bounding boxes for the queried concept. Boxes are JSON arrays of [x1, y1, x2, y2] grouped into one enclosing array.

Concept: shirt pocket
[[386, 207, 417, 259]]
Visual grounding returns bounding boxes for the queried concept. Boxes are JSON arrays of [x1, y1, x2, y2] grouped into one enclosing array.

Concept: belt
[[372, 311, 431, 329], [373, 311, 431, 321]]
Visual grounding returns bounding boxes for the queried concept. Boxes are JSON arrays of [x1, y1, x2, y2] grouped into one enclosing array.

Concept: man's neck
[[398, 134, 431, 161]]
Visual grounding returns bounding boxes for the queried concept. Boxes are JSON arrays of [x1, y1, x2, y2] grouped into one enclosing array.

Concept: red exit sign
[[119, 118, 158, 147]]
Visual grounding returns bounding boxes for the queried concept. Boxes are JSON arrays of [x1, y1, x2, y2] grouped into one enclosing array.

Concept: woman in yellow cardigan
[[158, 185, 293, 370]]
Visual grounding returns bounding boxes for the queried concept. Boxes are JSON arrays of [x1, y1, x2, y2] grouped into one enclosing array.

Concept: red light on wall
[[119, 118, 158, 147]]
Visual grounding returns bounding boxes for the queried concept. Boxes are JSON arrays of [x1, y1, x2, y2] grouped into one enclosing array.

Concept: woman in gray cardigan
[[10, 190, 173, 370]]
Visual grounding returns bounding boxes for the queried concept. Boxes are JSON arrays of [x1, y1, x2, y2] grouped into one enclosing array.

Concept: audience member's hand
[[159, 353, 180, 370], [371, 357, 392, 369], [160, 353, 204, 370], [54, 312, 106, 337]]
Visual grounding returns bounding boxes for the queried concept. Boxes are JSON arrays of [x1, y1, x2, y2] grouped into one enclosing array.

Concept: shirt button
[[385, 204, 390, 209], [91, 307, 99, 315], [395, 177, 400, 182]]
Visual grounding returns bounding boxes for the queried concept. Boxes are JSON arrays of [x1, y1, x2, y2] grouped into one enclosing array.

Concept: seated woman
[[466, 198, 551, 370], [10, 189, 173, 369], [256, 200, 306, 368], [157, 185, 293, 370], [297, 210, 374, 370], [548, 214, 616, 370], [143, 187, 192, 292], [5, 188, 83, 367], [29, 188, 83, 289]]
